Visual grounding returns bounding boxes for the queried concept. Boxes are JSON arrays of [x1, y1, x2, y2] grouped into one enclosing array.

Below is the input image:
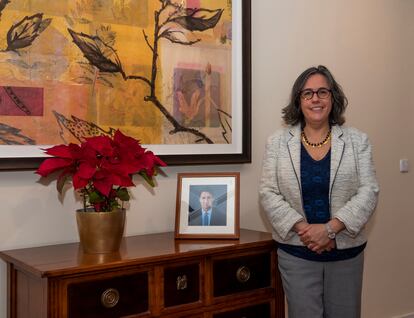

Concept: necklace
[[301, 129, 331, 148]]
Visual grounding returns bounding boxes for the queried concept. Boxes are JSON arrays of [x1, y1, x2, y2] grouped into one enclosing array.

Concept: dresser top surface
[[0, 229, 274, 277]]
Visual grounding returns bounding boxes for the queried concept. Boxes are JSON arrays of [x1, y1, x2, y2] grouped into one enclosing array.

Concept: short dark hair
[[282, 65, 348, 126]]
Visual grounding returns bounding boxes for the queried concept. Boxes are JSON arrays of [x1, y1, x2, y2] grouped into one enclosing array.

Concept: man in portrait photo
[[188, 186, 227, 226]]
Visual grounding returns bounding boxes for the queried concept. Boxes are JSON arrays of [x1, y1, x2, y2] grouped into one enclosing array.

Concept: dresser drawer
[[213, 252, 271, 297], [213, 302, 271, 318], [67, 272, 149, 318], [163, 262, 200, 307]]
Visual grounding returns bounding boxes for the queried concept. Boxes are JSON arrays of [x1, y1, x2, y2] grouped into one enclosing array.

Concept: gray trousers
[[277, 249, 364, 318]]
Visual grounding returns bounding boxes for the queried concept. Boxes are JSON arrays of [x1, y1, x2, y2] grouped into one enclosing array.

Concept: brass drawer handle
[[236, 265, 251, 283], [101, 288, 120, 308], [176, 274, 188, 290]]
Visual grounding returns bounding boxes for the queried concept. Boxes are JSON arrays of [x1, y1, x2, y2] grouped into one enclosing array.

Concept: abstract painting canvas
[[0, 0, 251, 168]]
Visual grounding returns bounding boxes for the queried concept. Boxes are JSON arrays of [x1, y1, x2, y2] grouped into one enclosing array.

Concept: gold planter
[[76, 209, 126, 254]]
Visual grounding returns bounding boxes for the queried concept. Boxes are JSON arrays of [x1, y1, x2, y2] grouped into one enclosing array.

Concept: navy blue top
[[278, 144, 365, 262]]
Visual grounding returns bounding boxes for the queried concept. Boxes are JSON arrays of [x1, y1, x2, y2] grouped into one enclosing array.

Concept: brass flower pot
[[76, 209, 126, 254]]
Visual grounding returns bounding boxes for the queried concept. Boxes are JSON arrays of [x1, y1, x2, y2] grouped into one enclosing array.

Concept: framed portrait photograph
[[0, 0, 251, 170], [175, 172, 240, 239]]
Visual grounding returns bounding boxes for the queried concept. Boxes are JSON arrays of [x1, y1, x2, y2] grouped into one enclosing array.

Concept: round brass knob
[[236, 265, 251, 283], [101, 288, 120, 308]]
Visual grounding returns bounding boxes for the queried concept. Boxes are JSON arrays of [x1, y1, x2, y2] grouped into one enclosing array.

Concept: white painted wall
[[1, 1, 413, 317]]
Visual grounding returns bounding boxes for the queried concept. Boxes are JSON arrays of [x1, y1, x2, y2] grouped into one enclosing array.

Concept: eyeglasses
[[300, 88, 332, 100]]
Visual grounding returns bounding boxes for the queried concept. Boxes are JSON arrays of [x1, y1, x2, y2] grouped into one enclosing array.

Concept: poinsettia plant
[[36, 130, 166, 212]]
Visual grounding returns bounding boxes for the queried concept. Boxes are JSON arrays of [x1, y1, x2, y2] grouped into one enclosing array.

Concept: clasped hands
[[294, 221, 335, 254]]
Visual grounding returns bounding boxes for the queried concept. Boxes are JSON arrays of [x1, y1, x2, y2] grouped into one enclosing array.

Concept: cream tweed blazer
[[259, 124, 379, 249]]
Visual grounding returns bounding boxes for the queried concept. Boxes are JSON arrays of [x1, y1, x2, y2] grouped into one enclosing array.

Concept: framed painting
[[175, 172, 240, 239], [0, 0, 251, 170]]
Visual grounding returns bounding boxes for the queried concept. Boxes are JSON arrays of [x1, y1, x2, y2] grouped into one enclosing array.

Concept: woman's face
[[300, 74, 332, 127]]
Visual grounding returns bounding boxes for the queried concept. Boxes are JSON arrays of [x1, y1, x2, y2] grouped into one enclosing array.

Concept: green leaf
[[117, 188, 130, 201], [56, 174, 70, 194], [88, 190, 105, 204], [140, 171, 155, 187], [110, 201, 120, 210]]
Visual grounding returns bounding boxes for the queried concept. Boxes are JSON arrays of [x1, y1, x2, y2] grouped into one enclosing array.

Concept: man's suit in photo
[[188, 208, 226, 226]]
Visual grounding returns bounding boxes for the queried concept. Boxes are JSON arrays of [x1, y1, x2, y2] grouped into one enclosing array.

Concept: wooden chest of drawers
[[0, 229, 284, 317]]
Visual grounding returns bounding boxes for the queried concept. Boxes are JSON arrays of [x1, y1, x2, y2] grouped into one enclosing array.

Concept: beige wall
[[1, 1, 413, 317]]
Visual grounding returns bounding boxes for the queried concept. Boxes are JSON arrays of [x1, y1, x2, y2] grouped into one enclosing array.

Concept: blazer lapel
[[330, 125, 345, 197], [287, 125, 302, 192]]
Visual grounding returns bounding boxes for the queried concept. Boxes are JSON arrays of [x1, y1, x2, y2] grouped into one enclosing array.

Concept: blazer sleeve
[[259, 133, 304, 240], [334, 131, 380, 237]]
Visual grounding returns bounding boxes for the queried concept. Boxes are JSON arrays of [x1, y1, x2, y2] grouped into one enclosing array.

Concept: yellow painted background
[[0, 0, 232, 145]]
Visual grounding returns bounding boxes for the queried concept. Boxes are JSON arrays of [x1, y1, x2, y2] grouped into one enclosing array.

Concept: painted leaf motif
[[171, 8, 223, 32], [63, 14, 74, 27], [38, 18, 52, 33], [0, 0, 10, 18], [162, 30, 185, 42], [6, 13, 51, 51], [0, 123, 35, 145], [6, 59, 30, 69], [68, 28, 123, 74], [177, 89, 201, 121], [97, 76, 114, 88], [160, 30, 199, 45], [73, 77, 94, 85]]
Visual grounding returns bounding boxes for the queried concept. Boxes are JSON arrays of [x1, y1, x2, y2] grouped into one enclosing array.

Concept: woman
[[259, 65, 379, 318]]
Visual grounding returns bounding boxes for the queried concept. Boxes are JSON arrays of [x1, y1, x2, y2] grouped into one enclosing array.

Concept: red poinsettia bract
[[36, 130, 166, 212]]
